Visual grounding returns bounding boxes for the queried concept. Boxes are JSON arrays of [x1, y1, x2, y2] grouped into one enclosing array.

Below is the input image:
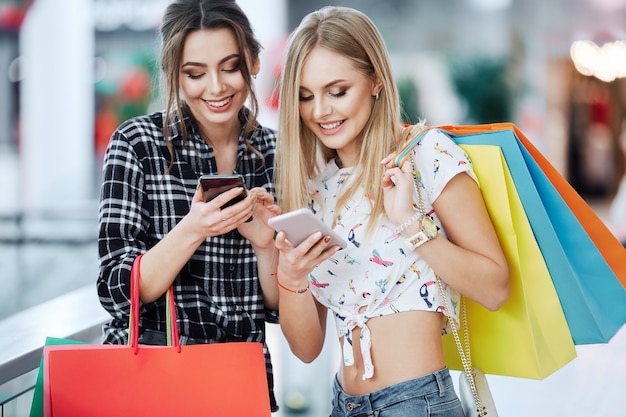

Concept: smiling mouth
[[205, 96, 233, 107], [320, 120, 344, 130]]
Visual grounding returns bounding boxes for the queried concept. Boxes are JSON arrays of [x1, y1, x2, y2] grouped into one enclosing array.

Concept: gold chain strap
[[410, 154, 487, 417]]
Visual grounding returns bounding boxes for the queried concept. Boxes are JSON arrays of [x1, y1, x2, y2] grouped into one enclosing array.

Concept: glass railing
[[0, 286, 108, 417]]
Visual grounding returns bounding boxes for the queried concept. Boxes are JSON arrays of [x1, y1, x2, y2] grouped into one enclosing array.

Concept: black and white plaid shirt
[[97, 108, 278, 410]]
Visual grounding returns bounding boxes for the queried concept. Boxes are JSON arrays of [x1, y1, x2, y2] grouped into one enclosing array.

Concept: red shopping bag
[[42, 254, 271, 417]]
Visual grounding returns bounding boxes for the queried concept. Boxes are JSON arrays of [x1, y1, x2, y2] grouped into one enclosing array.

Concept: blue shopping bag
[[450, 128, 626, 345], [394, 124, 626, 345]]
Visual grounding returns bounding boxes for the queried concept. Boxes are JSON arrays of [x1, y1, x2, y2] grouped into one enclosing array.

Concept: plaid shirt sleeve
[[97, 116, 150, 342]]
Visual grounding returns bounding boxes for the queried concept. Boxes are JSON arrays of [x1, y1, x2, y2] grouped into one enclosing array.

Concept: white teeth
[[207, 97, 231, 107], [320, 121, 342, 129]]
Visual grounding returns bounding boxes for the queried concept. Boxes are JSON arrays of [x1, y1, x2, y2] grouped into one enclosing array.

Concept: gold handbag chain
[[410, 154, 487, 417]]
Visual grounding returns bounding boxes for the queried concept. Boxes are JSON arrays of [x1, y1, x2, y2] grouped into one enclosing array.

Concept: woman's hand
[[139, 185, 251, 303], [275, 229, 333, 364], [237, 187, 282, 249], [380, 154, 419, 228], [274, 229, 339, 289], [183, 184, 253, 241]]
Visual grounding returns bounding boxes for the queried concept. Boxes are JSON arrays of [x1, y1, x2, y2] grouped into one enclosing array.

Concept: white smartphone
[[268, 208, 347, 251]]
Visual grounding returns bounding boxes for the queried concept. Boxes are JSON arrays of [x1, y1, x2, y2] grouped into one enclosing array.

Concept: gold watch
[[405, 217, 438, 250]]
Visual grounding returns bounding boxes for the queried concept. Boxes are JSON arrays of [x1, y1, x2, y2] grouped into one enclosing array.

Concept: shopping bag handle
[[393, 124, 433, 168], [393, 123, 505, 168], [129, 253, 181, 354]]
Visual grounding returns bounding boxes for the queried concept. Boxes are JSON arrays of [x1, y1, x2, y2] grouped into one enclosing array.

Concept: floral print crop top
[[307, 129, 478, 380]]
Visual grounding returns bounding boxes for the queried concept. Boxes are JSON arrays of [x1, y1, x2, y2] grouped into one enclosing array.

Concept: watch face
[[422, 217, 438, 239]]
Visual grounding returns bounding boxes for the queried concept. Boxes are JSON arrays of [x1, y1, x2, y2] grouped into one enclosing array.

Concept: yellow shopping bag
[[442, 145, 577, 379]]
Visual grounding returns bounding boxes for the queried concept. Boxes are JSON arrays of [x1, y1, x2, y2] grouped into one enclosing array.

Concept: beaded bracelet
[[394, 211, 421, 234], [277, 280, 309, 294]]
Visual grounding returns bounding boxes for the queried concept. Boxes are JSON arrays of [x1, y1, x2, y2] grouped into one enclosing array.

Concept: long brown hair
[[159, 0, 264, 172]]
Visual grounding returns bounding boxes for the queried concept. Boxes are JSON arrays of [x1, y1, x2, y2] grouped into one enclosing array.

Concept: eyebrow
[[299, 79, 347, 92], [181, 53, 241, 69]]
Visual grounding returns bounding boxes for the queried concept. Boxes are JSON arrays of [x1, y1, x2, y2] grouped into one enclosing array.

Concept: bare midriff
[[336, 310, 446, 396]]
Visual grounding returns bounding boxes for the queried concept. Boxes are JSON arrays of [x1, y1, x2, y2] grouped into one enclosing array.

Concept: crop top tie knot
[[342, 312, 374, 378]]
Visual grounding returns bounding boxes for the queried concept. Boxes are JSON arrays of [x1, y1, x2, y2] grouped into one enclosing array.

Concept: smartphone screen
[[199, 174, 248, 208], [268, 208, 347, 251]]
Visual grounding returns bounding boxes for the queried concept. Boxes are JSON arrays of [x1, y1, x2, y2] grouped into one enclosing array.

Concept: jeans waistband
[[332, 367, 452, 415]]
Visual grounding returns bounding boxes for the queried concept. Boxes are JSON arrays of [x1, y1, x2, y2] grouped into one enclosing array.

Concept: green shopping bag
[[29, 337, 86, 417]]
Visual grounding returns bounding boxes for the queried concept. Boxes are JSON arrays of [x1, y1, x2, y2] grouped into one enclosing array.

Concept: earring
[[374, 92, 380, 100], [252, 74, 257, 80]]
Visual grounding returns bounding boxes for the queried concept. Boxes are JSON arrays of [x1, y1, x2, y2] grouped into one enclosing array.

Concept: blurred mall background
[[0, 0, 625, 416]]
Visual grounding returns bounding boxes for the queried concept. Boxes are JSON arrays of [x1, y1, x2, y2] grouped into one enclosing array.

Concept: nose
[[205, 70, 226, 96], [312, 96, 331, 120]]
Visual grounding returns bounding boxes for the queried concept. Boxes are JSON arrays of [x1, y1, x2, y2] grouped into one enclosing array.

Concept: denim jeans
[[330, 367, 464, 417]]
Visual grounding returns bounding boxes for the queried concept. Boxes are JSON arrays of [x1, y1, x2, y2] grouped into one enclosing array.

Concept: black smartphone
[[198, 174, 248, 208]]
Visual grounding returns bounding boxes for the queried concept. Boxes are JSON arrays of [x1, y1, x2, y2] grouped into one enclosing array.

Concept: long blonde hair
[[276, 6, 402, 235]]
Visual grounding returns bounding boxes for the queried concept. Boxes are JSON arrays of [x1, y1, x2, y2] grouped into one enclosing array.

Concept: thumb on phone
[[193, 184, 205, 204]]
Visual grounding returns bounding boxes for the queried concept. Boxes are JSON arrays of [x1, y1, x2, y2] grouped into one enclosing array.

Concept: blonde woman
[[273, 6, 508, 416]]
